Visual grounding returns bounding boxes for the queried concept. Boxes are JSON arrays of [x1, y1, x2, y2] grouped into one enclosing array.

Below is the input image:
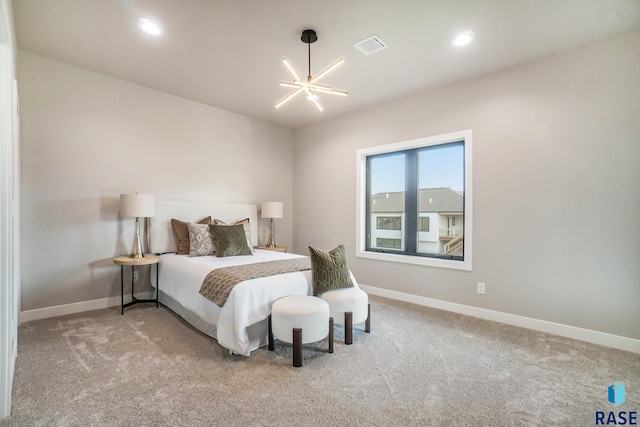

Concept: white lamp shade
[[261, 202, 283, 219], [120, 194, 155, 218]]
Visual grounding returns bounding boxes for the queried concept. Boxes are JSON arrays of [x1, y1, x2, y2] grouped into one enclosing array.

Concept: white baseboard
[[19, 291, 155, 323], [359, 284, 640, 354]]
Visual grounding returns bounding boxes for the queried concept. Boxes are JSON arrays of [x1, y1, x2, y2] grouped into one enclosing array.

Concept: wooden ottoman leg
[[329, 317, 334, 353], [365, 303, 371, 333], [345, 311, 353, 345], [268, 315, 274, 351], [293, 328, 302, 367]]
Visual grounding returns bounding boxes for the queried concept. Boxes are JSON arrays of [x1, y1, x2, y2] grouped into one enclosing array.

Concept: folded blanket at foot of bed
[[199, 257, 311, 306]]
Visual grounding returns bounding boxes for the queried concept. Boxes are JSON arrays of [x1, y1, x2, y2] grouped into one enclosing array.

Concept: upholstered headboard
[[150, 199, 258, 254]]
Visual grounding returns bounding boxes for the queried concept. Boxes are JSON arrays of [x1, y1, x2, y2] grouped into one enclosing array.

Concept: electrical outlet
[[477, 282, 485, 295], [133, 271, 139, 283]]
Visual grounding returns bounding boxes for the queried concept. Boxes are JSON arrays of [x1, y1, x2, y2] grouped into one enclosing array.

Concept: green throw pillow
[[209, 224, 253, 257], [309, 244, 353, 296]]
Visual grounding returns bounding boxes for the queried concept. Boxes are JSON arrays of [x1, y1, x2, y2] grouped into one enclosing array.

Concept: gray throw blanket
[[199, 257, 311, 307]]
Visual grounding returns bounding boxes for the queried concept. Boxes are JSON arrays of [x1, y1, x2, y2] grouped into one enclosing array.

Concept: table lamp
[[120, 193, 155, 258]]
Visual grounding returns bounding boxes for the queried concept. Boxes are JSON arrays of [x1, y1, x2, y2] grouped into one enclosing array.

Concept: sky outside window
[[370, 142, 464, 194], [370, 153, 405, 194]]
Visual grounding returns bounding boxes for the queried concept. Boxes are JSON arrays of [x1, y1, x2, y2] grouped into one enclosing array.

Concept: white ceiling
[[12, 0, 640, 129]]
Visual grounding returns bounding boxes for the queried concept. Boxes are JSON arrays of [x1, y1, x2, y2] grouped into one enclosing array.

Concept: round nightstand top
[[113, 254, 160, 266], [257, 246, 288, 252]]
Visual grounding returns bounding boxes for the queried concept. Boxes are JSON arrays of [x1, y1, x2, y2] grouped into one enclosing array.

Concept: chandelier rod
[[308, 42, 311, 81], [301, 29, 318, 82]]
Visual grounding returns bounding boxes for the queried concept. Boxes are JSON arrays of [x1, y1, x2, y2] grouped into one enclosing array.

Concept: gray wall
[[292, 31, 640, 340], [18, 51, 294, 312]]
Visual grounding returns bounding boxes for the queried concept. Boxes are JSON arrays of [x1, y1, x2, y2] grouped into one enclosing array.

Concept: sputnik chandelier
[[275, 29, 347, 112]]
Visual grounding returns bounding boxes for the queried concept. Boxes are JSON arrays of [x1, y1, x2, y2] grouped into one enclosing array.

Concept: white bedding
[[157, 249, 359, 356]]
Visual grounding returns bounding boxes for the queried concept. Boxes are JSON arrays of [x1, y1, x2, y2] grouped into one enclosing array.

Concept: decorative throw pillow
[[209, 224, 253, 257], [171, 216, 211, 255], [187, 222, 215, 257], [213, 218, 254, 253], [309, 244, 353, 296]]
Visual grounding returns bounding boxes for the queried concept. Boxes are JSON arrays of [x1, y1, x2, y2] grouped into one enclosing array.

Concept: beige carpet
[[2, 295, 639, 426]]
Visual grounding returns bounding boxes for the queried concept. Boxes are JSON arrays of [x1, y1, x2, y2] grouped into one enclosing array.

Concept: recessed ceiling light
[[452, 31, 474, 47], [138, 18, 162, 36]]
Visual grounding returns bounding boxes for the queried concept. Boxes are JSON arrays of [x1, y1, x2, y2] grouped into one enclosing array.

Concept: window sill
[[356, 249, 472, 271]]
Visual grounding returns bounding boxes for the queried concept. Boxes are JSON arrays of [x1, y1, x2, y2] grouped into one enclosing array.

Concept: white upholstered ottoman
[[320, 287, 370, 345], [268, 295, 334, 367]]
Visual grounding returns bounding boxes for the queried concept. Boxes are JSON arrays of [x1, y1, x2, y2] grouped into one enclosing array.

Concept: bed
[[150, 199, 358, 356]]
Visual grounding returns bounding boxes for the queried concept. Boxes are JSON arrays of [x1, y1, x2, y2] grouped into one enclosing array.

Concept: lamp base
[[266, 233, 276, 248], [130, 219, 145, 258], [266, 218, 276, 248], [130, 234, 145, 258]]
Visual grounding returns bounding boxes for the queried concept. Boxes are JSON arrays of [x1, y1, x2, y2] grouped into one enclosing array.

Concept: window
[[356, 130, 472, 271], [376, 238, 401, 249], [377, 216, 401, 230]]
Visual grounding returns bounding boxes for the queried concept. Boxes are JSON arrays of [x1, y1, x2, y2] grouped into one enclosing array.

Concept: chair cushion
[[272, 296, 329, 344], [320, 287, 368, 325]]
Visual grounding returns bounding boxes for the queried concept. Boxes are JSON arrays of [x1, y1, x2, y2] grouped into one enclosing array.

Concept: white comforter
[[158, 249, 358, 356]]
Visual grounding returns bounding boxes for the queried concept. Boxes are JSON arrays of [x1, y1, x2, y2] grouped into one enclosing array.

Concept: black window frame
[[365, 141, 465, 261]]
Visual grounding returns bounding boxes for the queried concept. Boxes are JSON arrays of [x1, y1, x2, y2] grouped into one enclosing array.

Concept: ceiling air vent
[[354, 34, 388, 56]]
